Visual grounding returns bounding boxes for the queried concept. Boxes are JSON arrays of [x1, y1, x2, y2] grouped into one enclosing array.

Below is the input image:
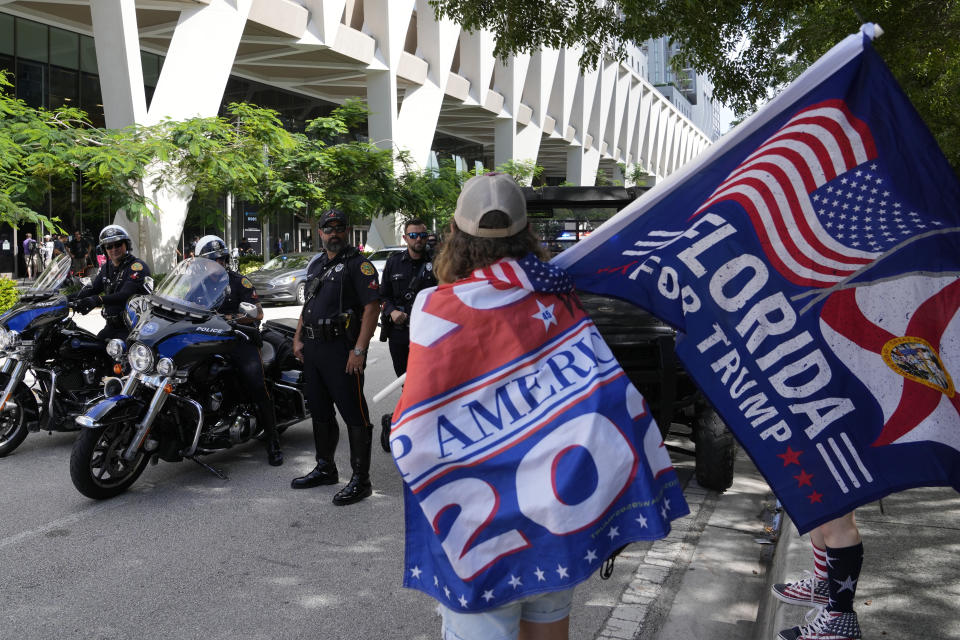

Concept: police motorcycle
[[70, 257, 308, 499], [0, 254, 121, 457]]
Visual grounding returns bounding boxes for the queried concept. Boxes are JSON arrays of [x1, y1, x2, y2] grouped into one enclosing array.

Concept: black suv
[[526, 186, 736, 491]]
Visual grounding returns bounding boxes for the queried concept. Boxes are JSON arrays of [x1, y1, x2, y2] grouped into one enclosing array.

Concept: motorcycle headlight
[[156, 357, 175, 377], [106, 339, 126, 361], [128, 343, 155, 373], [273, 275, 297, 286]]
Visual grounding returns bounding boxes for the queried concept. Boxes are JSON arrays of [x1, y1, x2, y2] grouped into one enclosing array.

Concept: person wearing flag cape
[[389, 173, 688, 639]]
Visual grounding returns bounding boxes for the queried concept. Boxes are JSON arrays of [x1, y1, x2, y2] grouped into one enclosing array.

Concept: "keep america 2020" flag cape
[[390, 255, 688, 611]]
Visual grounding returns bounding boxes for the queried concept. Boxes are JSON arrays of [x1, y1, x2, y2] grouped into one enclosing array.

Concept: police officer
[[377, 218, 437, 451], [194, 235, 283, 467], [70, 225, 150, 341], [291, 208, 379, 506]]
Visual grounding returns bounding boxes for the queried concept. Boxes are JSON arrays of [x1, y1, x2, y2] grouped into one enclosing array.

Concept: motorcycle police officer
[[291, 208, 379, 506], [377, 218, 437, 451], [193, 235, 283, 467], [70, 225, 151, 341]]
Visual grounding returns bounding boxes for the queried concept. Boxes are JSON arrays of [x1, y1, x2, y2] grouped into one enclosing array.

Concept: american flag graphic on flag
[[555, 25, 960, 533]]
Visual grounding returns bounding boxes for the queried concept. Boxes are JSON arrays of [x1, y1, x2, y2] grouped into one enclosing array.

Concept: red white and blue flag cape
[[554, 24, 960, 533], [390, 255, 688, 611]]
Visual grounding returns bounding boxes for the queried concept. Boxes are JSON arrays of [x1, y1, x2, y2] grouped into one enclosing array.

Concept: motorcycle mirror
[[143, 276, 155, 294], [239, 302, 258, 318]]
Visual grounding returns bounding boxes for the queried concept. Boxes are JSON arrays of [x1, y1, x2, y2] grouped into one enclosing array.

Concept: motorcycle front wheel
[[70, 423, 150, 499], [0, 395, 28, 458]]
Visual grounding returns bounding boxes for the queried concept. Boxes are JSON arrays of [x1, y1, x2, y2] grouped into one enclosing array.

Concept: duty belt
[[302, 318, 344, 341]]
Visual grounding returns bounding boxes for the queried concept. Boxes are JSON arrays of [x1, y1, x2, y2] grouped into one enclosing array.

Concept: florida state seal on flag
[[555, 24, 960, 533]]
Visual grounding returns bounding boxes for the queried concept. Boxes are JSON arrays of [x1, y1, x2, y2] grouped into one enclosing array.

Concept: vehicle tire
[[296, 282, 306, 305], [0, 394, 27, 457], [693, 407, 736, 492], [70, 423, 150, 499]]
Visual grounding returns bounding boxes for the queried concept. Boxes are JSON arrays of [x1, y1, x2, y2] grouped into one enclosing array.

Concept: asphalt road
[[1, 304, 696, 640]]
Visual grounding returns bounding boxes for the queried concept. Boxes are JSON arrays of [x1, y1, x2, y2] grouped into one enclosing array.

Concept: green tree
[[430, 0, 960, 172]]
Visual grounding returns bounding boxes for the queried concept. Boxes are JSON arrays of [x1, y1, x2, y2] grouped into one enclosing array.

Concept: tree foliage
[[430, 0, 960, 172]]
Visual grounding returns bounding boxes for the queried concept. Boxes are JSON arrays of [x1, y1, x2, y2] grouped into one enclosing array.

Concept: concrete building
[[0, 0, 712, 272], [644, 36, 722, 141]]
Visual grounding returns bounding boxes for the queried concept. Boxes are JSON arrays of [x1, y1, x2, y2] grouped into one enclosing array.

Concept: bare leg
[[817, 511, 860, 548], [518, 617, 569, 640]]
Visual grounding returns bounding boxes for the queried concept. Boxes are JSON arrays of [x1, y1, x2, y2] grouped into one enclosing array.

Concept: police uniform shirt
[[379, 250, 437, 317], [85, 254, 150, 319], [218, 271, 259, 315], [301, 248, 379, 326]]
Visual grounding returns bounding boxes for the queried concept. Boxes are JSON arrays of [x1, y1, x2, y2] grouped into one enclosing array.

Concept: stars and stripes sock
[[825, 542, 863, 613], [812, 542, 828, 582]]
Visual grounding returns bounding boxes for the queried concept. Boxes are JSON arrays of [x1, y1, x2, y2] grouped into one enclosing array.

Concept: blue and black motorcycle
[[0, 254, 116, 457], [70, 258, 308, 499]]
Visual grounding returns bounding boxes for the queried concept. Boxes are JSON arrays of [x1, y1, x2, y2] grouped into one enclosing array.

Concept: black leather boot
[[291, 420, 339, 489], [333, 424, 372, 505], [258, 404, 283, 466], [379, 413, 391, 453]]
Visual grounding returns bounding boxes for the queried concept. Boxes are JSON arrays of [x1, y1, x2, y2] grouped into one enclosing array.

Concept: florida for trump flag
[[555, 24, 960, 534], [390, 255, 688, 611]]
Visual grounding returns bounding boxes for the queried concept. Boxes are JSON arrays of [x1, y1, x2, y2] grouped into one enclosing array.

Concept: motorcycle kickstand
[[188, 456, 229, 480]]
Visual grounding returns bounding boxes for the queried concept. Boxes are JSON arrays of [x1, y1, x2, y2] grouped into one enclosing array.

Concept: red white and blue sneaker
[[777, 609, 862, 640], [772, 573, 829, 606]]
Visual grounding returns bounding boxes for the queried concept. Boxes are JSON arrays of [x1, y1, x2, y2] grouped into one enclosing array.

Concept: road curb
[[594, 482, 717, 640]]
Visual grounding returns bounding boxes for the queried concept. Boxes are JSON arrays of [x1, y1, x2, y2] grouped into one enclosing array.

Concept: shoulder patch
[[130, 262, 143, 271], [241, 277, 253, 288], [360, 262, 375, 276]]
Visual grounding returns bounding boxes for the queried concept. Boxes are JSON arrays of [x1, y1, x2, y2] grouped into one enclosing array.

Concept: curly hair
[[434, 211, 548, 284]]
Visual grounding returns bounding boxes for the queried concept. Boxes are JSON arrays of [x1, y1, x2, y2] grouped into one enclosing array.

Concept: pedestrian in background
[[22, 233, 39, 279], [290, 208, 380, 506], [68, 230, 90, 275], [377, 217, 437, 451]]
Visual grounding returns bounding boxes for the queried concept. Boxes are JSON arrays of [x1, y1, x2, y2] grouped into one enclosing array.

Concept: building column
[[91, 0, 253, 272]]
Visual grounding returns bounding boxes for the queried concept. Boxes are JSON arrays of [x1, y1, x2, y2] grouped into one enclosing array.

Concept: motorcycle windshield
[[27, 253, 71, 293], [153, 258, 229, 312]]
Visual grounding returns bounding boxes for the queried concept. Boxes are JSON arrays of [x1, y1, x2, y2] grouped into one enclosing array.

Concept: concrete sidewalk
[[756, 487, 960, 640]]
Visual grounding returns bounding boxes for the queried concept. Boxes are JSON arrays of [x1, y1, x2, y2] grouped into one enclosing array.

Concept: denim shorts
[[439, 588, 575, 640]]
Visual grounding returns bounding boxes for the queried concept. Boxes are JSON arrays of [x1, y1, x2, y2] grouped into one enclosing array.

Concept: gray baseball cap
[[453, 173, 527, 238]]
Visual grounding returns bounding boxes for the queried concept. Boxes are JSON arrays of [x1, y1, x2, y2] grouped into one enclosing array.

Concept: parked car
[[367, 246, 405, 281], [244, 252, 321, 305]]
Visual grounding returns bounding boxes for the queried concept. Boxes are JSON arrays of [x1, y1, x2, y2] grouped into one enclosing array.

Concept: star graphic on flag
[[443, 586, 451, 599], [636, 513, 648, 527], [777, 446, 803, 466], [607, 526, 620, 540], [664, 498, 671, 511], [434, 576, 439, 587], [808, 490, 823, 504], [410, 566, 422, 579], [794, 470, 814, 487], [835, 575, 858, 593], [556, 564, 569, 579], [661, 505, 668, 519], [584, 549, 598, 563], [826, 553, 837, 568], [508, 575, 522, 589], [532, 300, 558, 331], [458, 595, 469, 608], [482, 590, 495, 602], [534, 567, 546, 582]]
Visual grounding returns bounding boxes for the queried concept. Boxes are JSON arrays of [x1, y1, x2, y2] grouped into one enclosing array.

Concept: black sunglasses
[[406, 232, 429, 239], [321, 225, 347, 234], [103, 242, 124, 250]]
